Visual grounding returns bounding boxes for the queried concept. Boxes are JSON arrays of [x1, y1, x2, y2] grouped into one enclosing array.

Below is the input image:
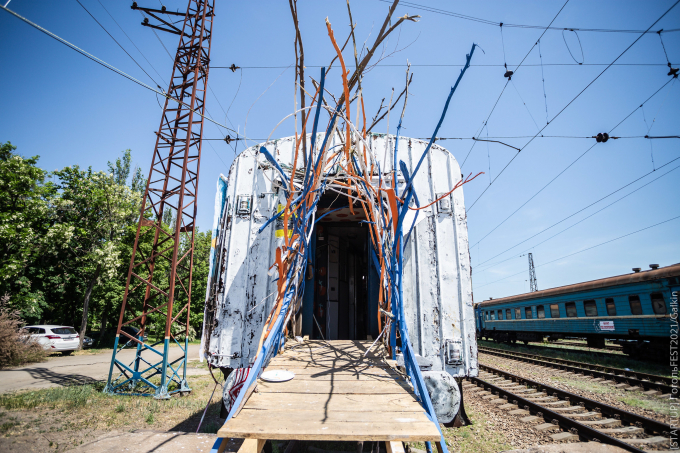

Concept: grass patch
[[549, 376, 611, 394], [438, 407, 512, 453], [622, 396, 671, 416], [0, 359, 222, 448], [479, 340, 669, 377], [0, 421, 19, 434], [0, 383, 105, 410]]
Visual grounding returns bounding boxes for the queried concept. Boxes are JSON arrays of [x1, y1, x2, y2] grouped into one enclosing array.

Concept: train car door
[[326, 234, 339, 340]]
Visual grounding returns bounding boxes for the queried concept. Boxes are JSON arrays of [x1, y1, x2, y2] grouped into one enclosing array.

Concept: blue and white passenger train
[[476, 263, 679, 360]]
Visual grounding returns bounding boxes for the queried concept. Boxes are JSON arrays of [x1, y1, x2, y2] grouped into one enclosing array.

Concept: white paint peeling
[[202, 135, 477, 378]]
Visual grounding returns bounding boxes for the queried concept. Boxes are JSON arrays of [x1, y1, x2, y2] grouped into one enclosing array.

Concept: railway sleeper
[[599, 426, 644, 438]]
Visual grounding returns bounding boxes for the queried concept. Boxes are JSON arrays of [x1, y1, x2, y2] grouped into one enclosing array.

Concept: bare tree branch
[[288, 0, 307, 164], [366, 72, 413, 133]]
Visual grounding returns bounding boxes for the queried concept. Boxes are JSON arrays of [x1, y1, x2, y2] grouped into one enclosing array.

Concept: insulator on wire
[[668, 66, 679, 78], [504, 70, 514, 79], [131, 2, 138, 9], [595, 133, 609, 143]]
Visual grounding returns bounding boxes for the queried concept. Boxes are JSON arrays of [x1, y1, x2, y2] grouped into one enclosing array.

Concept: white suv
[[23, 325, 80, 355]]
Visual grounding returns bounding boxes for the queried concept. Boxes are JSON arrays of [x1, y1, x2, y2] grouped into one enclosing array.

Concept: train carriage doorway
[[301, 192, 377, 340]]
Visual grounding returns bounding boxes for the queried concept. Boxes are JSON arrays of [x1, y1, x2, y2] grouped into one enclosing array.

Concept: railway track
[[479, 346, 671, 395], [553, 340, 623, 351], [480, 339, 627, 360], [466, 363, 670, 452]]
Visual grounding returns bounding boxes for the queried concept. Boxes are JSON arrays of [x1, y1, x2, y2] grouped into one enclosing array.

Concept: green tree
[[0, 142, 64, 321], [51, 162, 140, 348]]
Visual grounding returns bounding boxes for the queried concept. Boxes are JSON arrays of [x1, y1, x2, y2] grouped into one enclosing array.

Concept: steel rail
[[479, 346, 668, 383], [480, 339, 625, 359], [479, 347, 671, 393], [553, 340, 622, 351], [469, 372, 648, 452], [477, 363, 671, 436]]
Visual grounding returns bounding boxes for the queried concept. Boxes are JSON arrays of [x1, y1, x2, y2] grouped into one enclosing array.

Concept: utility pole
[[105, 0, 214, 399], [528, 252, 538, 292]]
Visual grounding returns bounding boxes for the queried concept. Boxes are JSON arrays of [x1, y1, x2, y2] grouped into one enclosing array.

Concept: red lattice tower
[[105, 0, 214, 398]]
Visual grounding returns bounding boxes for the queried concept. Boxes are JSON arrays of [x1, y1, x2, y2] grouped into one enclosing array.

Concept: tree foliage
[[0, 143, 211, 346]]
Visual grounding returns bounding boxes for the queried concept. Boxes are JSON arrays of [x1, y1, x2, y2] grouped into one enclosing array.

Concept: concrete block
[[599, 426, 644, 437], [579, 418, 621, 428], [535, 423, 560, 432], [499, 403, 517, 410], [550, 432, 578, 442], [520, 416, 540, 423], [508, 409, 530, 416]]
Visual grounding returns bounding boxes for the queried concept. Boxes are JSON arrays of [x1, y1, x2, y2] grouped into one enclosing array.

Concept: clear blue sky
[[2, 0, 678, 302]]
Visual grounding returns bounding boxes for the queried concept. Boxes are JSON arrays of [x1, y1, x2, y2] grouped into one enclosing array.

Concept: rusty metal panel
[[203, 134, 477, 377]]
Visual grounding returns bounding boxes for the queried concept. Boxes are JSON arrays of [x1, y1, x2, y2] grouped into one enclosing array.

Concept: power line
[[0, 4, 246, 138], [474, 214, 680, 290], [95, 0, 167, 86], [466, 0, 680, 212], [461, 0, 570, 169], [212, 63, 669, 69], [473, 158, 680, 274], [75, 0, 160, 88], [379, 0, 680, 34], [469, 76, 676, 249]]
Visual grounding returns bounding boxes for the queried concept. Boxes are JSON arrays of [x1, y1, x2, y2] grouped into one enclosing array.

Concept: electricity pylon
[[528, 252, 538, 292], [105, 0, 214, 398]]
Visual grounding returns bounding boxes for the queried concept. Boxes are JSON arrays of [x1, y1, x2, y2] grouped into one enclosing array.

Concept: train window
[[506, 309, 511, 319], [485, 312, 489, 320], [584, 300, 598, 317], [651, 293, 667, 315], [550, 304, 560, 318], [605, 298, 617, 316], [565, 302, 577, 317], [490, 311, 496, 320], [514, 307, 521, 319], [497, 310, 503, 320], [536, 305, 545, 319], [629, 295, 643, 315], [525, 307, 533, 319]]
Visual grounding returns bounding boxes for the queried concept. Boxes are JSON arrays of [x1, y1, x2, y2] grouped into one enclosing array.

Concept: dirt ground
[[0, 359, 223, 452]]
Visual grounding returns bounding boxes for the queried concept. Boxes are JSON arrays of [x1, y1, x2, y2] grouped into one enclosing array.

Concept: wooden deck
[[217, 340, 441, 447]]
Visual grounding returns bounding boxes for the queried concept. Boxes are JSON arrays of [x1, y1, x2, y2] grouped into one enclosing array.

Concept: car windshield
[[52, 327, 77, 335]]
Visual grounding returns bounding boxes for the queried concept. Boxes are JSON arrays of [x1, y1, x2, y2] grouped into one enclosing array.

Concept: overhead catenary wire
[[475, 214, 680, 290], [212, 63, 670, 69], [469, 76, 676, 250], [461, 0, 570, 169], [379, 0, 680, 34], [77, 1, 236, 167], [0, 4, 249, 140], [473, 157, 680, 273], [466, 0, 680, 212], [75, 0, 161, 88], [95, 0, 167, 86]]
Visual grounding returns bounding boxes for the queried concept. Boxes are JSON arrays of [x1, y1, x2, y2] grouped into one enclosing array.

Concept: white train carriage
[[201, 133, 477, 423]]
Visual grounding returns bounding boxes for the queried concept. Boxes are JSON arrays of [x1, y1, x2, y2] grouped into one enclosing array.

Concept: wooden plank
[[218, 418, 441, 442], [237, 409, 431, 424], [264, 366, 399, 377], [265, 369, 402, 381], [257, 379, 412, 394], [269, 357, 387, 367], [243, 392, 423, 412]]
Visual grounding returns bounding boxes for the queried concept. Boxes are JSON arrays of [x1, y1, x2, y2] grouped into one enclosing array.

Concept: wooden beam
[[235, 439, 266, 453], [386, 441, 405, 453]]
